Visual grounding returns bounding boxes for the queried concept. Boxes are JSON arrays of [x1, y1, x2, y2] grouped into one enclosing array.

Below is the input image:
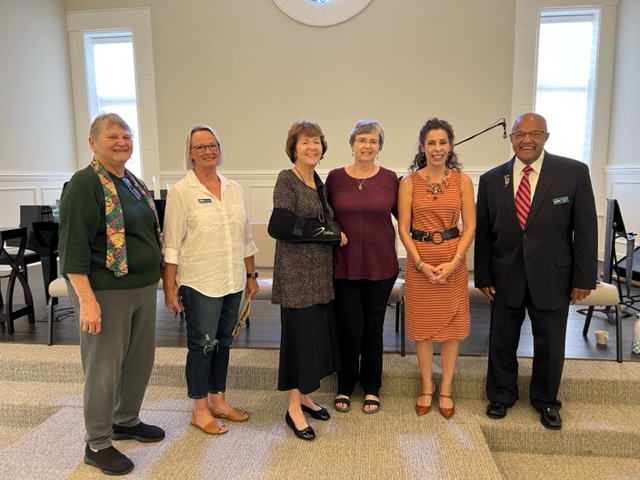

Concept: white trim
[[604, 165, 640, 175], [512, 0, 618, 226], [66, 7, 160, 187], [272, 0, 373, 27]]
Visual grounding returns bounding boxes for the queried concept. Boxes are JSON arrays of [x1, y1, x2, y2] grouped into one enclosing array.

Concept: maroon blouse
[[326, 166, 399, 280]]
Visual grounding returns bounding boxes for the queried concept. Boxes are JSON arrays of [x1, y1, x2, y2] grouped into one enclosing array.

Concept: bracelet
[[414, 259, 426, 272], [455, 254, 464, 262]]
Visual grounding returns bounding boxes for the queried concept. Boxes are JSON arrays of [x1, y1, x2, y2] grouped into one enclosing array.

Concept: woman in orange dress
[[398, 118, 476, 420]]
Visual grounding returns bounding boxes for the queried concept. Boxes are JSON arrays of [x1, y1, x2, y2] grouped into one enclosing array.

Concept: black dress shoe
[[301, 403, 330, 421], [285, 410, 316, 441], [486, 401, 515, 419], [539, 407, 562, 430], [84, 445, 133, 475]]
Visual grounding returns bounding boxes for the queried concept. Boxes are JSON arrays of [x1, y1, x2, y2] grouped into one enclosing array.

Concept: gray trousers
[[67, 281, 158, 449]]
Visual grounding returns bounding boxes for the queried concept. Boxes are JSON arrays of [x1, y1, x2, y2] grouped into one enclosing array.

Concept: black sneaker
[[84, 445, 133, 475], [112, 422, 165, 443]]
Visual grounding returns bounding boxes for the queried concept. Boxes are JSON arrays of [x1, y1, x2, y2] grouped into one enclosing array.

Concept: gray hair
[[89, 113, 132, 140], [184, 124, 224, 170], [348, 120, 385, 150]]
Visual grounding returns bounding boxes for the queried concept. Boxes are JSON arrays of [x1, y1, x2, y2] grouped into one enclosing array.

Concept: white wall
[[0, 0, 76, 225], [605, 0, 640, 242], [65, 0, 516, 176], [2, 0, 638, 261]]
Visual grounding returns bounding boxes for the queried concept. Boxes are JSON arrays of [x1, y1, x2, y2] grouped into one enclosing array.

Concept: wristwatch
[[247, 272, 259, 279]]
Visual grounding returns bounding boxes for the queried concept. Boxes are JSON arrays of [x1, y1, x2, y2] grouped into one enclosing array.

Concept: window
[[512, 0, 617, 205], [535, 10, 599, 164], [67, 7, 160, 186], [84, 32, 142, 177]]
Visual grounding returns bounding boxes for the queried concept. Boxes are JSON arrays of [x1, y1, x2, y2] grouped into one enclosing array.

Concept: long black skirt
[[277, 302, 341, 394]]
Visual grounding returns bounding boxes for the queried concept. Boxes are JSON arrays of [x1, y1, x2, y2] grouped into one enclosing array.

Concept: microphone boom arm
[[454, 118, 507, 146]]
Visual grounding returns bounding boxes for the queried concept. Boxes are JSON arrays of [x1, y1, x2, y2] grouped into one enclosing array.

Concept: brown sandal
[[190, 412, 228, 435], [209, 406, 249, 422]]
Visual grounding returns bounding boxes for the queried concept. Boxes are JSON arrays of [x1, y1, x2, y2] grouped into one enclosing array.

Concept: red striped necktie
[[515, 165, 533, 229]]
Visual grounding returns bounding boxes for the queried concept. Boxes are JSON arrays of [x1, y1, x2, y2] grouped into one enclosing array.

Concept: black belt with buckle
[[411, 227, 460, 244]]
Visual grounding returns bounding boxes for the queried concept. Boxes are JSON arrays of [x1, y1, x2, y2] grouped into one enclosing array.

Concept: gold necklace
[[425, 169, 450, 201]]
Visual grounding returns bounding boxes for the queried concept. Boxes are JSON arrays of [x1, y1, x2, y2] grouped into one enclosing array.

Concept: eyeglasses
[[355, 138, 379, 146], [122, 177, 142, 200], [510, 131, 545, 140], [193, 143, 220, 153]]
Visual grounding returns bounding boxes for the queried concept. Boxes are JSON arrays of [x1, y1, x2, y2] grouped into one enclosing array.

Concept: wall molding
[[3, 166, 636, 261], [604, 165, 640, 175]]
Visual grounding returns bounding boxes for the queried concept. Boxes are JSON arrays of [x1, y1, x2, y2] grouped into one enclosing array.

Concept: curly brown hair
[[409, 118, 462, 172]]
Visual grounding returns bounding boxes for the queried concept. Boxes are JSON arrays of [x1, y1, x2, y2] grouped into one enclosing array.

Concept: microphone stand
[[454, 118, 507, 146]]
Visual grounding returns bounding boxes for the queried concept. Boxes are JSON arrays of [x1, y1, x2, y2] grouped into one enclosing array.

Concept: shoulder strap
[[314, 172, 330, 221]]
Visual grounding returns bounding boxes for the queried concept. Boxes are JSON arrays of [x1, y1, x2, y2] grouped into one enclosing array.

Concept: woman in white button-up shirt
[[163, 125, 259, 435]]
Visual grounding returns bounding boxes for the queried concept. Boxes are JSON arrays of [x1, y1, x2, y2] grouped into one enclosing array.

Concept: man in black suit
[[474, 113, 597, 430]]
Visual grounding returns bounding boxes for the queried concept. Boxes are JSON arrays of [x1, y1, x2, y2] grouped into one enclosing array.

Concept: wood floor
[[2, 264, 639, 362]]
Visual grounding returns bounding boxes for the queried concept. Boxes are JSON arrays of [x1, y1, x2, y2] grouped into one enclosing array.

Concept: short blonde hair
[[184, 124, 224, 170]]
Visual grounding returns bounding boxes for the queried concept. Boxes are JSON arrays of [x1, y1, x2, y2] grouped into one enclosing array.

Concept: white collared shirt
[[513, 151, 545, 200], [163, 170, 258, 297]]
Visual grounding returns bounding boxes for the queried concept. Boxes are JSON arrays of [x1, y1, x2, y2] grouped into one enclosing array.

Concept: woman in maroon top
[[326, 120, 400, 414]]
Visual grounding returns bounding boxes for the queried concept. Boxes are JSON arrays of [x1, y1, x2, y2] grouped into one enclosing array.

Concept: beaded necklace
[[425, 169, 450, 201]]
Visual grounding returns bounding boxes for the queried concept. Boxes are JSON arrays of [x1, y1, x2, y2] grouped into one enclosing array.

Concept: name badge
[[553, 196, 569, 205], [198, 198, 212, 203]]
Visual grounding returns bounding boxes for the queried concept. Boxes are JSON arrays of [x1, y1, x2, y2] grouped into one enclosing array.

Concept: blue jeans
[[180, 285, 242, 399]]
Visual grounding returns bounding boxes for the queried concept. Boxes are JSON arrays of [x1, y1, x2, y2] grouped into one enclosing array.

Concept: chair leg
[[400, 298, 406, 357], [47, 296, 54, 345], [395, 303, 400, 333], [582, 306, 595, 336], [615, 304, 623, 363]]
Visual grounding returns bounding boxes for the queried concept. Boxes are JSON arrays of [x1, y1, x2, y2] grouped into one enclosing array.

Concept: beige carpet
[[1, 345, 640, 479]]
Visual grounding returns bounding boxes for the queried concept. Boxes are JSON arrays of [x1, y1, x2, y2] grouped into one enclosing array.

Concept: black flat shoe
[[539, 407, 562, 430], [486, 401, 515, 419], [285, 410, 315, 441], [112, 421, 165, 443], [84, 445, 133, 476], [301, 403, 330, 421]]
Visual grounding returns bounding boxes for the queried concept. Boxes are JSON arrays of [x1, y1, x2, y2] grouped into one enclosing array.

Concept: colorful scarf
[[91, 159, 164, 277]]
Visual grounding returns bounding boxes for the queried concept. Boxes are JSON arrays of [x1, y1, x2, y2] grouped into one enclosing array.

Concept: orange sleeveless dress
[[405, 170, 470, 341]]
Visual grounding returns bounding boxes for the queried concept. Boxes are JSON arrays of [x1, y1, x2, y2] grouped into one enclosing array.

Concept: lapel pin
[[504, 175, 510, 187]]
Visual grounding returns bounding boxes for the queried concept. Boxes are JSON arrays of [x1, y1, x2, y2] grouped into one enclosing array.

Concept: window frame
[[512, 0, 618, 207], [67, 7, 159, 186], [534, 9, 600, 165]]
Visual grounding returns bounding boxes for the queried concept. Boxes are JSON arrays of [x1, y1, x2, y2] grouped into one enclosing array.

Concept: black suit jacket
[[474, 152, 598, 310]]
